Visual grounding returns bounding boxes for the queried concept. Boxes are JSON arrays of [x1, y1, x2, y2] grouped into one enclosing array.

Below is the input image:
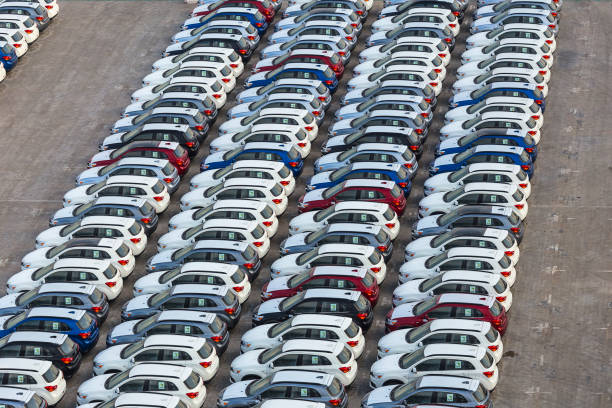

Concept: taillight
[[521, 165, 531, 171], [434, 68, 441, 73], [449, 23, 457, 28], [515, 204, 524, 210], [371, 267, 381, 273], [501, 271, 511, 277], [452, 11, 460, 16], [345, 36, 353, 41], [339, 366, 351, 373], [519, 183, 528, 188], [304, 126, 314, 131], [212, 94, 222, 99], [409, 145, 419, 151], [398, 182, 407, 188], [531, 115, 540, 120], [186, 392, 199, 399], [346, 340, 359, 347], [542, 55, 550, 60], [429, 82, 438, 87], [248, 35, 256, 41], [545, 39, 553, 44], [318, 96, 327, 102], [263, 221, 273, 227], [13, 43, 21, 48], [504, 251, 515, 256], [424, 98, 432, 103], [496, 296, 506, 302], [186, 142, 195, 147], [45, 5, 53, 9], [415, 128, 424, 135], [253, 241, 264, 247], [444, 37, 452, 43], [535, 100, 543, 105], [221, 78, 231, 83], [404, 163, 413, 168], [239, 49, 247, 55], [199, 360, 213, 368], [176, 160, 184, 166], [224, 307, 236, 315], [288, 161, 299, 167], [60, 357, 73, 364], [118, 259, 129, 266], [421, 112, 429, 118], [438, 53, 446, 58], [91, 306, 102, 313], [548, 24, 556, 29], [488, 345, 499, 351], [130, 238, 141, 244], [44, 385, 57, 392], [204, 109, 213, 116], [351, 23, 358, 27], [36, 16, 43, 21], [78, 332, 91, 339], [243, 263, 255, 269], [272, 198, 283, 204], [510, 227, 520, 234], [255, 22, 263, 27], [338, 51, 346, 56], [297, 142, 307, 148], [230, 63, 239, 68], [25, 29, 33, 34], [312, 110, 321, 116], [483, 370, 495, 378], [356, 10, 363, 15], [210, 336, 223, 343], [195, 125, 206, 132], [153, 196, 164, 202], [536, 85, 545, 90], [492, 318, 503, 327], [539, 70, 547, 75], [105, 281, 117, 287], [377, 245, 387, 252], [385, 223, 395, 229], [232, 286, 244, 292], [2, 56, 9, 61], [329, 400, 341, 406], [356, 313, 368, 320], [280, 180, 290, 186]]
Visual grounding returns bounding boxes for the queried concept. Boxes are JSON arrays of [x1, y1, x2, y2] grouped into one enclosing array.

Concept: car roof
[[283, 339, 343, 354], [80, 216, 135, 227], [304, 289, 361, 301], [128, 363, 190, 379], [0, 386, 36, 401], [418, 375, 479, 391], [273, 78, 323, 87], [170, 284, 229, 296], [424, 344, 483, 359], [311, 265, 367, 278], [27, 307, 86, 320], [158, 310, 216, 323], [343, 179, 396, 189], [446, 247, 501, 259], [359, 126, 415, 135], [213, 199, 267, 211], [232, 160, 285, 171], [202, 218, 259, 231], [181, 262, 239, 273], [288, 49, 335, 57], [7, 332, 68, 345], [143, 334, 205, 349], [303, 20, 347, 27], [463, 182, 515, 193], [291, 314, 350, 329], [223, 177, 278, 188], [282, 63, 329, 71], [114, 393, 182, 408], [378, 79, 429, 89], [326, 223, 381, 235], [471, 145, 524, 154], [441, 270, 500, 285], [348, 162, 403, 172], [355, 143, 407, 152], [429, 318, 489, 333], [158, 92, 209, 101], [271, 370, 334, 385], [259, 107, 307, 117], [260, 400, 325, 408], [0, 358, 51, 372], [317, 243, 372, 255], [243, 142, 295, 152], [106, 175, 159, 186], [334, 201, 389, 212], [53, 258, 112, 269], [140, 123, 191, 132], [438, 294, 496, 307], [38, 283, 96, 295], [443, 227, 507, 241], [193, 240, 250, 251], [466, 163, 520, 173], [94, 196, 148, 207], [453, 205, 511, 216], [265, 93, 314, 102]]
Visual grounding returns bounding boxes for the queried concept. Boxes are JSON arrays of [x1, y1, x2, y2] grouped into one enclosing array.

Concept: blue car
[[429, 145, 534, 177], [245, 63, 339, 92], [182, 8, 269, 33], [0, 41, 17, 70], [449, 82, 546, 111], [436, 128, 538, 160], [0, 308, 99, 352], [307, 162, 412, 195], [201, 142, 304, 176]]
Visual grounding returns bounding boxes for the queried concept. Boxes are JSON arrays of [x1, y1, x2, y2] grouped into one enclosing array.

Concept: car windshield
[[431, 231, 454, 247], [405, 321, 432, 343], [508, 210, 520, 225], [279, 292, 306, 311], [149, 290, 171, 306], [413, 297, 437, 315], [259, 344, 283, 363], [519, 150, 530, 162], [322, 183, 345, 199], [453, 147, 477, 163], [231, 268, 245, 283], [477, 56, 495, 69], [448, 166, 470, 182], [443, 187, 465, 202], [105, 370, 130, 389], [246, 376, 272, 396], [313, 205, 336, 222], [337, 147, 357, 162], [98, 162, 120, 176], [15, 287, 40, 306], [424, 252, 448, 268], [490, 300, 503, 316], [399, 348, 425, 369], [391, 380, 417, 400], [86, 180, 107, 195], [60, 221, 83, 237], [267, 318, 293, 338], [288, 271, 312, 289], [418, 274, 444, 292], [466, 100, 487, 114], [120, 339, 144, 358]]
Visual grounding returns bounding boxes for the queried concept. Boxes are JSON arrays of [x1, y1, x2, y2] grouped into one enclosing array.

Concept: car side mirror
[[457, 180, 464, 186], [410, 367, 417, 373], [306, 263, 311, 268], [417, 341, 424, 347], [452, 201, 459, 206], [269, 363, 274, 368], [114, 388, 120, 394], [129, 357, 135, 364], [428, 291, 434, 296]]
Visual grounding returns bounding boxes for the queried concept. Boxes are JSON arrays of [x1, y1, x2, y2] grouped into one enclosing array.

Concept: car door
[[455, 306, 485, 320], [159, 296, 189, 311], [117, 379, 148, 393], [319, 299, 348, 316], [270, 353, 300, 371], [0, 344, 23, 358], [146, 323, 175, 335], [414, 357, 444, 375], [442, 357, 475, 377], [299, 353, 331, 372], [133, 348, 162, 363], [464, 259, 494, 271], [288, 385, 320, 400], [4, 373, 37, 387], [260, 385, 290, 399], [161, 349, 192, 363], [357, 189, 386, 204]]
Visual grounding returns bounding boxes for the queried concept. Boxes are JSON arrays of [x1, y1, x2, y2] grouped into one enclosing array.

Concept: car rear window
[[374, 229, 388, 244], [355, 295, 369, 311], [251, 224, 265, 239], [152, 181, 165, 194], [402, 150, 414, 161], [493, 277, 507, 294], [390, 185, 402, 198], [141, 201, 155, 215], [336, 346, 352, 364], [362, 272, 375, 288], [128, 222, 143, 236], [512, 189, 524, 202], [59, 337, 76, 355], [198, 340, 214, 358], [42, 364, 60, 383], [490, 300, 503, 316], [501, 233, 515, 248], [242, 245, 256, 259], [210, 316, 223, 333], [117, 243, 130, 257], [77, 312, 94, 330], [26, 393, 45, 408], [327, 378, 342, 396], [270, 183, 283, 196], [508, 211, 520, 225], [382, 207, 395, 221], [230, 269, 246, 284], [222, 290, 236, 305], [344, 321, 360, 338], [473, 383, 488, 402], [480, 351, 494, 369], [183, 371, 200, 389], [498, 255, 511, 269], [368, 251, 381, 265], [175, 145, 187, 157], [278, 165, 291, 178], [103, 265, 116, 279], [260, 205, 274, 219], [485, 325, 499, 342]]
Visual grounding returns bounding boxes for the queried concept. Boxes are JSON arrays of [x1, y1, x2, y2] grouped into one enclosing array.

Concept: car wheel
[[383, 380, 403, 386], [243, 375, 261, 381], [104, 370, 121, 374]]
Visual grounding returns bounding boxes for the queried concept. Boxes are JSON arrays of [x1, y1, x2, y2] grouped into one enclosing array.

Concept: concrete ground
[[0, 1, 609, 407]]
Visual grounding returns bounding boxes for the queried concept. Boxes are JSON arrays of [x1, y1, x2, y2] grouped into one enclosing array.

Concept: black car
[[0, 331, 82, 378], [252, 289, 373, 330]]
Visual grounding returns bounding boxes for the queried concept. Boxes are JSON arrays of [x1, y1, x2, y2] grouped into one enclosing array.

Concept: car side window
[[98, 186, 122, 196], [5, 373, 36, 385], [329, 278, 356, 289], [300, 354, 331, 366], [436, 392, 468, 404], [14, 320, 41, 331], [161, 349, 191, 361], [184, 252, 210, 262], [118, 379, 147, 392], [465, 260, 492, 270], [261, 386, 288, 399], [335, 190, 359, 200], [289, 386, 319, 398], [455, 307, 484, 318], [457, 193, 481, 205], [43, 271, 70, 283], [450, 217, 479, 227], [450, 333, 479, 345], [293, 300, 318, 314], [154, 380, 181, 391], [310, 328, 339, 340], [422, 333, 450, 345], [272, 354, 299, 367], [426, 306, 453, 319], [444, 359, 475, 370], [147, 324, 174, 335], [41, 320, 70, 332], [458, 284, 488, 295], [320, 301, 347, 313], [133, 349, 161, 362], [281, 328, 309, 340], [0, 344, 23, 357], [187, 297, 217, 308], [406, 391, 435, 404], [415, 358, 443, 371], [162, 297, 189, 309]]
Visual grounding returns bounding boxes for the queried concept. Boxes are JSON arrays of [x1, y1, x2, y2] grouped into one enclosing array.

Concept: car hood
[[124, 294, 152, 311], [90, 150, 112, 163], [308, 171, 332, 186], [391, 302, 418, 319], [365, 385, 395, 404], [335, 105, 358, 117], [209, 134, 235, 151], [172, 29, 192, 42], [431, 154, 456, 167], [241, 324, 274, 345], [440, 121, 464, 135], [261, 43, 282, 55], [342, 88, 365, 102], [0, 294, 19, 308], [329, 117, 354, 132], [36, 227, 64, 244], [231, 349, 263, 370], [424, 173, 450, 189], [394, 279, 425, 297], [64, 185, 90, 203], [7, 270, 34, 288], [302, 189, 325, 203], [371, 353, 402, 375], [472, 16, 493, 26], [256, 298, 284, 315], [451, 90, 473, 103], [169, 210, 198, 229], [268, 30, 291, 42], [181, 189, 207, 205], [405, 236, 435, 254], [288, 212, 316, 232], [246, 72, 267, 83], [438, 137, 461, 150], [204, 150, 227, 165], [157, 229, 188, 249], [112, 116, 135, 130], [265, 275, 291, 292], [367, 31, 387, 43], [52, 205, 77, 220], [236, 87, 260, 102], [378, 328, 412, 351], [148, 250, 175, 266], [399, 258, 428, 274], [93, 344, 126, 363], [282, 233, 307, 249], [123, 100, 146, 114], [445, 106, 470, 121], [221, 380, 251, 399], [466, 31, 488, 44], [254, 56, 276, 69], [133, 272, 163, 294], [218, 118, 243, 134], [316, 152, 341, 166], [227, 104, 250, 117], [21, 248, 50, 268], [271, 254, 300, 272], [78, 374, 112, 395], [164, 43, 182, 54], [453, 75, 478, 89], [456, 60, 481, 76], [419, 192, 447, 208], [102, 133, 123, 146], [415, 215, 441, 231], [131, 86, 156, 101], [109, 320, 139, 337], [183, 16, 201, 27]]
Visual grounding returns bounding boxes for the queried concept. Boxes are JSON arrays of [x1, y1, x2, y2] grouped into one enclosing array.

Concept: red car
[[385, 294, 508, 335], [297, 180, 407, 215], [193, 0, 275, 23], [261, 266, 379, 304], [253, 50, 345, 78], [88, 141, 191, 175]]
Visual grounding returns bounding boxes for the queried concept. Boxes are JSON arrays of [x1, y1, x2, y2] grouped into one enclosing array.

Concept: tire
[[383, 380, 404, 386]]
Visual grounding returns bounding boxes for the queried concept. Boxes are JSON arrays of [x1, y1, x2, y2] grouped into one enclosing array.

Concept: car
[[141, 61, 235, 92], [417, 182, 529, 219], [253, 289, 373, 329], [405, 227, 519, 262], [322, 127, 422, 156], [352, 52, 447, 80], [106, 311, 229, 354], [437, 130, 538, 161], [172, 20, 259, 48], [253, 49, 344, 78], [366, 22, 455, 49], [257, 401, 326, 408], [270, 243, 385, 281], [461, 38, 553, 65], [465, 23, 556, 50], [34, 216, 148, 256], [132, 262, 251, 304], [342, 79, 437, 109], [218, 108, 318, 141], [191, 0, 275, 22], [289, 0, 371, 11], [372, 7, 459, 34], [298, 180, 407, 215], [475, 0, 561, 20], [92, 335, 218, 380], [370, 344, 498, 390], [101, 124, 202, 156], [0, 40, 17, 71], [347, 66, 442, 96], [236, 78, 330, 106], [50, 197, 159, 235], [179, 178, 288, 216], [0, 332, 82, 378], [109, 108, 210, 142], [121, 285, 240, 328], [227, 92, 324, 126], [398, 247, 516, 285], [470, 8, 558, 34], [0, 15, 39, 44], [444, 96, 543, 123], [449, 82, 547, 112], [429, 145, 534, 177], [306, 163, 411, 194], [240, 314, 365, 358], [131, 77, 226, 108], [168, 199, 278, 237], [0, 308, 99, 352], [191, 160, 296, 195], [182, 7, 268, 34], [314, 144, 417, 176], [274, 8, 361, 33], [0, 359, 65, 404], [63, 176, 171, 214], [22, 0, 60, 19], [162, 33, 254, 61], [260, 35, 351, 64], [76, 364, 206, 408], [19, 238, 134, 276], [283, 0, 367, 19], [329, 111, 429, 139], [201, 143, 304, 177], [269, 20, 356, 47], [8, 259, 124, 300], [211, 126, 311, 159], [262, 265, 379, 303], [0, 386, 46, 408], [380, 0, 466, 20], [358, 36, 449, 65], [377, 319, 503, 362], [335, 95, 432, 122], [288, 201, 400, 240], [361, 375, 491, 408], [393, 270, 513, 310], [0, 283, 109, 322], [88, 141, 191, 176], [75, 393, 185, 408], [75, 158, 180, 193], [0, 2, 50, 31], [217, 370, 347, 408], [230, 340, 357, 385], [452, 69, 549, 96], [385, 294, 508, 334], [456, 53, 550, 79], [146, 240, 261, 280], [151, 46, 244, 77], [0, 28, 28, 57]]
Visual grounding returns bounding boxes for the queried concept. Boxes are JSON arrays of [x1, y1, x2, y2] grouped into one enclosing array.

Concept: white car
[[369, 344, 499, 390], [240, 314, 365, 358], [461, 38, 554, 65], [352, 51, 446, 78], [19, 238, 134, 276], [348, 65, 442, 95], [288, 201, 400, 240], [444, 96, 543, 123], [39, 0, 59, 18], [457, 53, 551, 79], [0, 15, 39, 43], [0, 28, 28, 56], [377, 319, 504, 362], [358, 36, 450, 65], [151, 46, 244, 76], [157, 219, 270, 258], [172, 19, 258, 46], [439, 113, 541, 143], [372, 7, 458, 33], [398, 247, 517, 285], [132, 262, 251, 303], [218, 108, 318, 141], [142, 61, 236, 92], [288, 0, 374, 10], [63, 176, 171, 214], [0, 359, 65, 404], [270, 244, 386, 281], [0, 60, 5, 82], [405, 227, 520, 262], [392, 270, 513, 310], [76, 394, 184, 408], [230, 340, 358, 385], [92, 335, 219, 380], [418, 182, 529, 219], [130, 77, 227, 109], [452, 68, 549, 94], [7, 259, 124, 299], [168, 199, 278, 238], [35, 216, 147, 255], [190, 160, 296, 196], [210, 124, 310, 158], [180, 178, 288, 215], [76, 364, 206, 408], [466, 23, 557, 52]]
